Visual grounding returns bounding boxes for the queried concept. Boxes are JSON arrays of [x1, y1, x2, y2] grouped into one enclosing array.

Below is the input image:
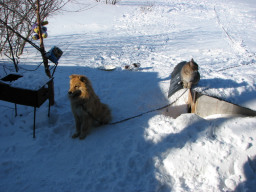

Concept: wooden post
[[36, 0, 54, 105], [188, 89, 196, 113]]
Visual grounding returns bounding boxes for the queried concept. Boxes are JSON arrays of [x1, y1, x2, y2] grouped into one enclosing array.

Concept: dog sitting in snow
[[68, 74, 112, 139]]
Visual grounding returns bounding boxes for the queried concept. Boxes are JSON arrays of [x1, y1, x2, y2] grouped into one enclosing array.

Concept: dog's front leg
[[187, 82, 192, 89], [183, 81, 188, 88], [79, 115, 93, 140], [72, 116, 81, 138]]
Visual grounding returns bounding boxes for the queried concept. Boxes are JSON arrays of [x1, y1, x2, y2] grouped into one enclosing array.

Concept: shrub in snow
[[95, 0, 120, 5]]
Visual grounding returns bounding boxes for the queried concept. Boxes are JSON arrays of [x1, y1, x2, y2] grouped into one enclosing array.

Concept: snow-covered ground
[[1, 0, 256, 191]]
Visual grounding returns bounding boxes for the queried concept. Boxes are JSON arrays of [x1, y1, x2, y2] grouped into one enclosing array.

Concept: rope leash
[[87, 90, 187, 125]]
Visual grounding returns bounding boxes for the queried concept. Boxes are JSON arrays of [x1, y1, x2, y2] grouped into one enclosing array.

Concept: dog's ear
[[69, 74, 77, 79], [189, 58, 195, 67], [79, 75, 87, 83]]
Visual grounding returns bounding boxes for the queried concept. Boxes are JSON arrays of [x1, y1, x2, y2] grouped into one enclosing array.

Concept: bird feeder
[[46, 46, 63, 64]]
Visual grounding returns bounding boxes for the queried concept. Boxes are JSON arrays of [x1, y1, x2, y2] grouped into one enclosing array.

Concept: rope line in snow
[[87, 90, 188, 125], [214, 6, 235, 44], [214, 6, 256, 72]]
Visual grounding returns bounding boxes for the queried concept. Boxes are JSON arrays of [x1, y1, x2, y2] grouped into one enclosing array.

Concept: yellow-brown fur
[[68, 74, 112, 139]]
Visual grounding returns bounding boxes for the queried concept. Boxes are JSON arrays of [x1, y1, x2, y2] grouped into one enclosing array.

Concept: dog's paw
[[72, 132, 80, 138], [79, 134, 87, 140]]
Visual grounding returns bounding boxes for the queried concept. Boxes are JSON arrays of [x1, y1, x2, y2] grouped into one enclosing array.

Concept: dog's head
[[188, 58, 199, 71], [68, 74, 89, 99]]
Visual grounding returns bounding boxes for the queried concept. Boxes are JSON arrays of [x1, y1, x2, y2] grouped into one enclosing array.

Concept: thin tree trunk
[[36, 0, 54, 105]]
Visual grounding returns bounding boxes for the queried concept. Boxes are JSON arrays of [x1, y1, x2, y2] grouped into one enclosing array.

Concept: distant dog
[[180, 59, 200, 89], [68, 74, 112, 139], [168, 59, 200, 97]]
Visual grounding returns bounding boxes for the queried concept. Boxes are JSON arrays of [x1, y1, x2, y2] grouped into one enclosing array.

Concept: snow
[[1, 0, 256, 191], [3, 73, 51, 90]]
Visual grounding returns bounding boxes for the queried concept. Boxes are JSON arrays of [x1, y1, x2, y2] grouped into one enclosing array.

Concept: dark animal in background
[[168, 59, 200, 97]]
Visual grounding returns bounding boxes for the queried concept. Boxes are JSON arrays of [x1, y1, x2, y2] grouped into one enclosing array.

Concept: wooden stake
[[36, 0, 50, 77], [36, 0, 54, 105], [188, 89, 196, 113]]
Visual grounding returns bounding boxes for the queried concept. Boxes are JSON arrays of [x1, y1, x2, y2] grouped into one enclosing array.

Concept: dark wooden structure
[[0, 74, 53, 138]]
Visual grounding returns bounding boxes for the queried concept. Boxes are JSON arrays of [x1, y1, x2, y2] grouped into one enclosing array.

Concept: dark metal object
[[0, 74, 53, 138], [168, 61, 186, 98]]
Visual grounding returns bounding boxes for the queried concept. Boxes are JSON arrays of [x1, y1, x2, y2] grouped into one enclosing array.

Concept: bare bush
[[0, 0, 71, 71], [95, 0, 120, 5]]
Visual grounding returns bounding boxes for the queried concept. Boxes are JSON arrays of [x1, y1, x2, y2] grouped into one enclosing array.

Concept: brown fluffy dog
[[68, 74, 112, 139]]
